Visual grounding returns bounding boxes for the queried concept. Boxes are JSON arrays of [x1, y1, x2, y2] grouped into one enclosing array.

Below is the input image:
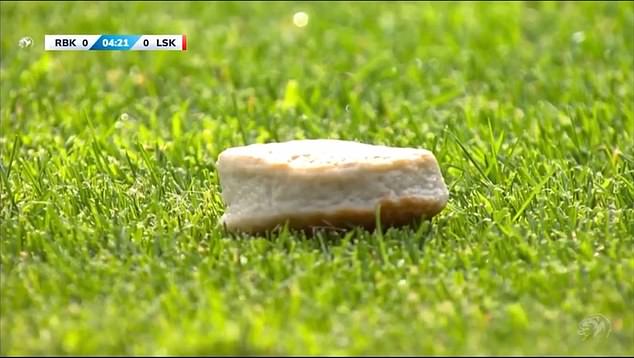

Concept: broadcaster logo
[[578, 314, 611, 340]]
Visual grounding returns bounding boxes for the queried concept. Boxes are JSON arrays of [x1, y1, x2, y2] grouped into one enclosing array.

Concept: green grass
[[1, 1, 633, 355]]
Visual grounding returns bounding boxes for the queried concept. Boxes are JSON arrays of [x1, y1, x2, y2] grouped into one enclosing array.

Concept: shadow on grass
[[221, 217, 437, 253]]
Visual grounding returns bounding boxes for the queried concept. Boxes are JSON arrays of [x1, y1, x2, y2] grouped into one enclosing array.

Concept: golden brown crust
[[218, 150, 437, 174], [226, 196, 447, 234]]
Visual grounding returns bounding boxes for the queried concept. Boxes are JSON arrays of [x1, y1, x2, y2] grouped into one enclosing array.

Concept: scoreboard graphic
[[44, 34, 187, 51]]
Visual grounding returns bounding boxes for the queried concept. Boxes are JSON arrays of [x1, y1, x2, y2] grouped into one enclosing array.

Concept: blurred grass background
[[1, 1, 633, 355]]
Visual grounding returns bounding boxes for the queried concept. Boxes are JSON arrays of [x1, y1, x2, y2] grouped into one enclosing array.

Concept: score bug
[[44, 34, 187, 51]]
